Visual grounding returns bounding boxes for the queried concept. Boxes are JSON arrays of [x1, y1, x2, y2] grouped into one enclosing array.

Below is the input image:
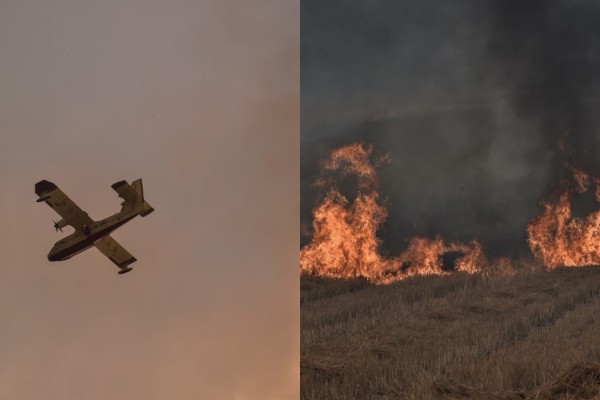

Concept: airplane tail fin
[[131, 179, 154, 217], [131, 179, 144, 202]]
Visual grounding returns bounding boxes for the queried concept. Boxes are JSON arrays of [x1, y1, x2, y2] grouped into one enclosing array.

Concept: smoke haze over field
[[301, 0, 600, 258], [0, 1, 298, 399]]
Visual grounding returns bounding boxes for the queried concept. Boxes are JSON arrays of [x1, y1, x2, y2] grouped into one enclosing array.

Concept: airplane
[[35, 179, 154, 275]]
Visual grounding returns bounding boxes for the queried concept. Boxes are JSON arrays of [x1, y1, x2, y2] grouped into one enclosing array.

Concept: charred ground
[[301, 266, 600, 400]]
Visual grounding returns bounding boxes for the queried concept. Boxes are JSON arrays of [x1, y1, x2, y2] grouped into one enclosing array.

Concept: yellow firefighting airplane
[[35, 179, 154, 274]]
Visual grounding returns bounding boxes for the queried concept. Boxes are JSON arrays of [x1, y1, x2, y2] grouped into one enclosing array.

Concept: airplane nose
[[48, 252, 57, 262]]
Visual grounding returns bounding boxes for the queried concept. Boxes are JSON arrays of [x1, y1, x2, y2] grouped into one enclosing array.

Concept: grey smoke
[[301, 0, 600, 258]]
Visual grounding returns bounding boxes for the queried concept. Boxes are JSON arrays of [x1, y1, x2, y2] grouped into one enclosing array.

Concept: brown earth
[[301, 266, 600, 399]]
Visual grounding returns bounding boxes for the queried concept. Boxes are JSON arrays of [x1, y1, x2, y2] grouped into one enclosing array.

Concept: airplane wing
[[35, 180, 94, 231], [94, 235, 137, 272]]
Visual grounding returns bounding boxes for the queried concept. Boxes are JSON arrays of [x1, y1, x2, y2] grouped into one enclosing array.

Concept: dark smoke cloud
[[301, 0, 600, 258], [488, 0, 600, 170]]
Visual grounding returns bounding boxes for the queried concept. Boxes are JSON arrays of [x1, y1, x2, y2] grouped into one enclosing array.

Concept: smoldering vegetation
[[301, 266, 600, 399]]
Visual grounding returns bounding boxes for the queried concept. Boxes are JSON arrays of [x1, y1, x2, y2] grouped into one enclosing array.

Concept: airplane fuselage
[[48, 208, 140, 261]]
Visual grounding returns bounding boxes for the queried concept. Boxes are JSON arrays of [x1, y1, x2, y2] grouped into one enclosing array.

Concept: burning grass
[[300, 143, 516, 284], [301, 143, 600, 283], [527, 164, 600, 269]]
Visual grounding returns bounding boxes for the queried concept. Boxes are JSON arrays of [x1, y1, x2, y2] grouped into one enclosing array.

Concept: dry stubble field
[[301, 265, 600, 399]]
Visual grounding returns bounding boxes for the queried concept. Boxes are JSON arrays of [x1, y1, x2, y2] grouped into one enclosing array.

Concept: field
[[301, 266, 600, 399]]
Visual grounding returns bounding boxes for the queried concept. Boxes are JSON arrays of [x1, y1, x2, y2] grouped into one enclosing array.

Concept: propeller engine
[[52, 219, 66, 233]]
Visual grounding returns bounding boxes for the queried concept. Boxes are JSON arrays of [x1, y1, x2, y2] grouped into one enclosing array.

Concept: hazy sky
[[0, 1, 298, 399]]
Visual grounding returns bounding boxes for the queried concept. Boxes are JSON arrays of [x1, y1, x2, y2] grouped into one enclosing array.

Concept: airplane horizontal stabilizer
[[111, 180, 138, 209]]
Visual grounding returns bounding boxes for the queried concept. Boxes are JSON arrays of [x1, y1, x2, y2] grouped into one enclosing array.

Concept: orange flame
[[299, 189, 396, 280], [527, 165, 600, 269], [302, 141, 600, 281], [300, 143, 508, 283]]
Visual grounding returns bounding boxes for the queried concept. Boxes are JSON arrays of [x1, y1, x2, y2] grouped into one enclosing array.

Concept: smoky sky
[[301, 0, 600, 258], [0, 1, 298, 399]]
